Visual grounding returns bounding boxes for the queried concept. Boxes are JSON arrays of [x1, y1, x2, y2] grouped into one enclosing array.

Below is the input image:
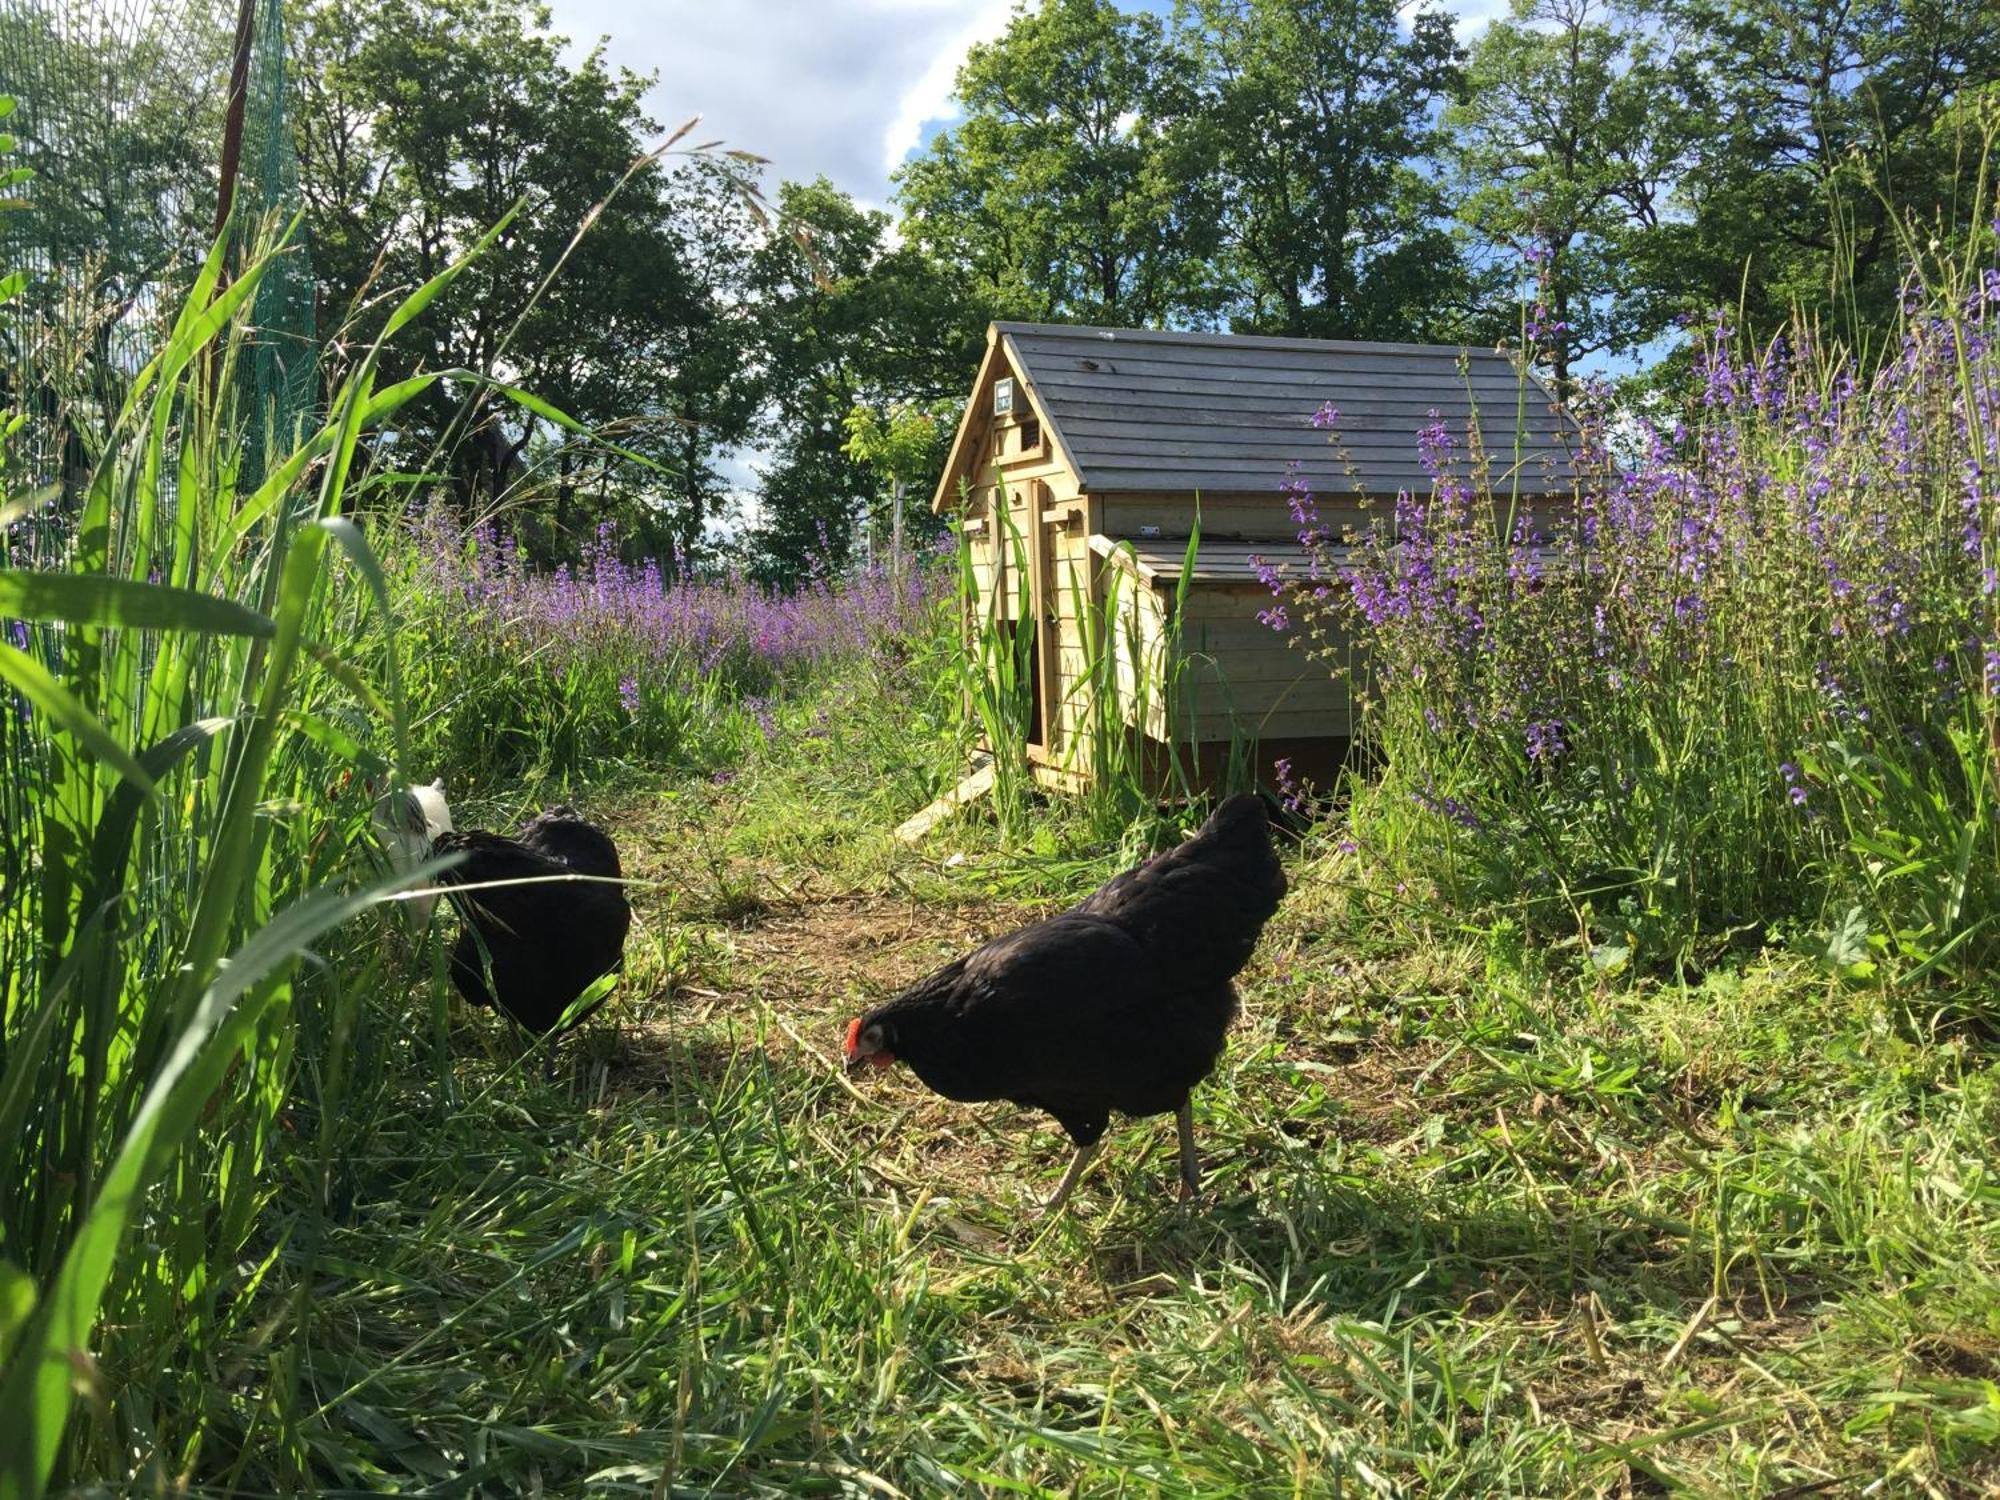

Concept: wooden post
[[201, 0, 256, 402], [213, 0, 258, 252], [890, 475, 905, 577]]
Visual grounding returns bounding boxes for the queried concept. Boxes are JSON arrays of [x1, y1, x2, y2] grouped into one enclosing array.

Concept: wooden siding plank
[[1170, 673, 1342, 716], [1176, 653, 1341, 686], [1184, 705, 1353, 739]]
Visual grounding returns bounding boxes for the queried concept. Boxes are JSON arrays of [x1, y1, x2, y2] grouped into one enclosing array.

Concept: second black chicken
[[843, 794, 1286, 1213], [435, 806, 631, 1034]]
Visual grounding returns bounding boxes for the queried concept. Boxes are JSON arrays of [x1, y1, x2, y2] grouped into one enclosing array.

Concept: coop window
[[993, 377, 1014, 416], [1019, 418, 1041, 452]]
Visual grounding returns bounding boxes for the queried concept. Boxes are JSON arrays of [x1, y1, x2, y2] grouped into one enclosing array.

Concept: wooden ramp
[[895, 754, 995, 845]]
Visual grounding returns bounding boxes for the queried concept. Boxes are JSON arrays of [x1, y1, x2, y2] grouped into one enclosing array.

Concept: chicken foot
[[1040, 1141, 1102, 1216]]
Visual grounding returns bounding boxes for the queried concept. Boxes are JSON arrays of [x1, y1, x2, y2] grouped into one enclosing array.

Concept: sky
[[543, 0, 1021, 211], [545, 0, 1517, 212]]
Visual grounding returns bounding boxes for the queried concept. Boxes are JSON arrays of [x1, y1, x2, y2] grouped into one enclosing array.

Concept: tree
[[1657, 0, 2000, 344], [1447, 0, 1696, 387], [1176, 0, 1480, 340], [747, 178, 981, 582], [895, 0, 1225, 326], [841, 399, 953, 569], [291, 0, 761, 556], [1, 7, 227, 499]]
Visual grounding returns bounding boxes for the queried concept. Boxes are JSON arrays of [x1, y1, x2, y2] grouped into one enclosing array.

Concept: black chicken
[[843, 793, 1286, 1213], [434, 806, 631, 1034]]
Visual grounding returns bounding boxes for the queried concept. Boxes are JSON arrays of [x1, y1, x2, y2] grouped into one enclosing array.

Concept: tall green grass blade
[[0, 644, 154, 795], [0, 573, 274, 637], [317, 518, 411, 772], [0, 859, 457, 1500], [476, 377, 673, 476], [380, 202, 522, 343]]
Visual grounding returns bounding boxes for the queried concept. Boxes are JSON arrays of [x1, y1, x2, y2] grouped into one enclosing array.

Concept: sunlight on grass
[[2, 102, 1998, 1500]]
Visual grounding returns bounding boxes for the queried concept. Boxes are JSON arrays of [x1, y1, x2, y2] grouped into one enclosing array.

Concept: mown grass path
[[260, 774, 2000, 1497]]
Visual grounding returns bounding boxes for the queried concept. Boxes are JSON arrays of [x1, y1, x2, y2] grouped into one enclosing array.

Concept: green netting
[[0, 0, 317, 500], [239, 0, 316, 478]]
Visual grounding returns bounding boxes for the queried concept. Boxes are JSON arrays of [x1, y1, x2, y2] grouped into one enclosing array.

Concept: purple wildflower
[[1524, 720, 1566, 762]]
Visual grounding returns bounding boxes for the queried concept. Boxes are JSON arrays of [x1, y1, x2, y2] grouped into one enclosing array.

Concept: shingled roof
[[936, 321, 1580, 505]]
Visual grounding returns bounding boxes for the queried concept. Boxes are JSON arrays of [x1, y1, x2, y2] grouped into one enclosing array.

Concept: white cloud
[[1448, 0, 1517, 39], [539, 1, 1016, 520], [545, 0, 1013, 208], [880, 0, 1015, 176]]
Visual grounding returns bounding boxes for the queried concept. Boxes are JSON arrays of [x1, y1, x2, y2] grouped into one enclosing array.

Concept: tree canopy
[[16, 0, 1999, 580]]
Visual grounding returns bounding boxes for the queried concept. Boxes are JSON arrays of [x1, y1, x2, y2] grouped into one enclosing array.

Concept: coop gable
[[933, 321, 1579, 513]]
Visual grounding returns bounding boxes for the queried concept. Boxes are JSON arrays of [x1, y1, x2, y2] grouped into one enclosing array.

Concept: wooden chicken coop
[[932, 321, 1579, 793]]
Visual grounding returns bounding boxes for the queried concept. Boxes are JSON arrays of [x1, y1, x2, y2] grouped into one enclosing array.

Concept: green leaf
[[0, 720, 230, 1213], [0, 908, 107, 1224], [469, 374, 673, 477], [0, 271, 24, 306], [0, 644, 155, 795], [0, 1264, 31, 1371], [1818, 905, 1875, 977], [1588, 941, 1632, 976], [304, 643, 389, 720], [0, 572, 274, 638], [318, 518, 411, 770], [359, 373, 442, 427], [0, 487, 58, 531]]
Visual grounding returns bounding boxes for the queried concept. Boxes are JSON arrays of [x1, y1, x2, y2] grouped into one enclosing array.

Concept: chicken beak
[[843, 1051, 868, 1078]]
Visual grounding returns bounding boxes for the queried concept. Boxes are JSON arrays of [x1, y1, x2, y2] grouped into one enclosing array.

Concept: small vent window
[[993, 377, 1014, 416], [1019, 418, 1041, 452]]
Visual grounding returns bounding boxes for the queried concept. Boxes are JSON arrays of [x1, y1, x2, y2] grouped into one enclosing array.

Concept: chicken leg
[[1176, 1099, 1201, 1201], [1040, 1141, 1101, 1216]]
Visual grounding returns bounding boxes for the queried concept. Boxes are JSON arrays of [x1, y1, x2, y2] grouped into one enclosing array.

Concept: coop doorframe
[[1024, 479, 1061, 759]]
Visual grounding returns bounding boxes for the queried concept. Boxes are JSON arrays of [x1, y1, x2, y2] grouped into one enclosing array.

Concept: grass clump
[[394, 510, 950, 790], [0, 207, 501, 1493]]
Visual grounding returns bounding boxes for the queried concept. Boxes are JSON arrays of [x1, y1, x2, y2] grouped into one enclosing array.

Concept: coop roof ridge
[[991, 319, 1515, 361]]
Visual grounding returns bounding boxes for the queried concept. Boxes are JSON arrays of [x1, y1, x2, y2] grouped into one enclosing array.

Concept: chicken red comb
[[843, 1016, 863, 1057]]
